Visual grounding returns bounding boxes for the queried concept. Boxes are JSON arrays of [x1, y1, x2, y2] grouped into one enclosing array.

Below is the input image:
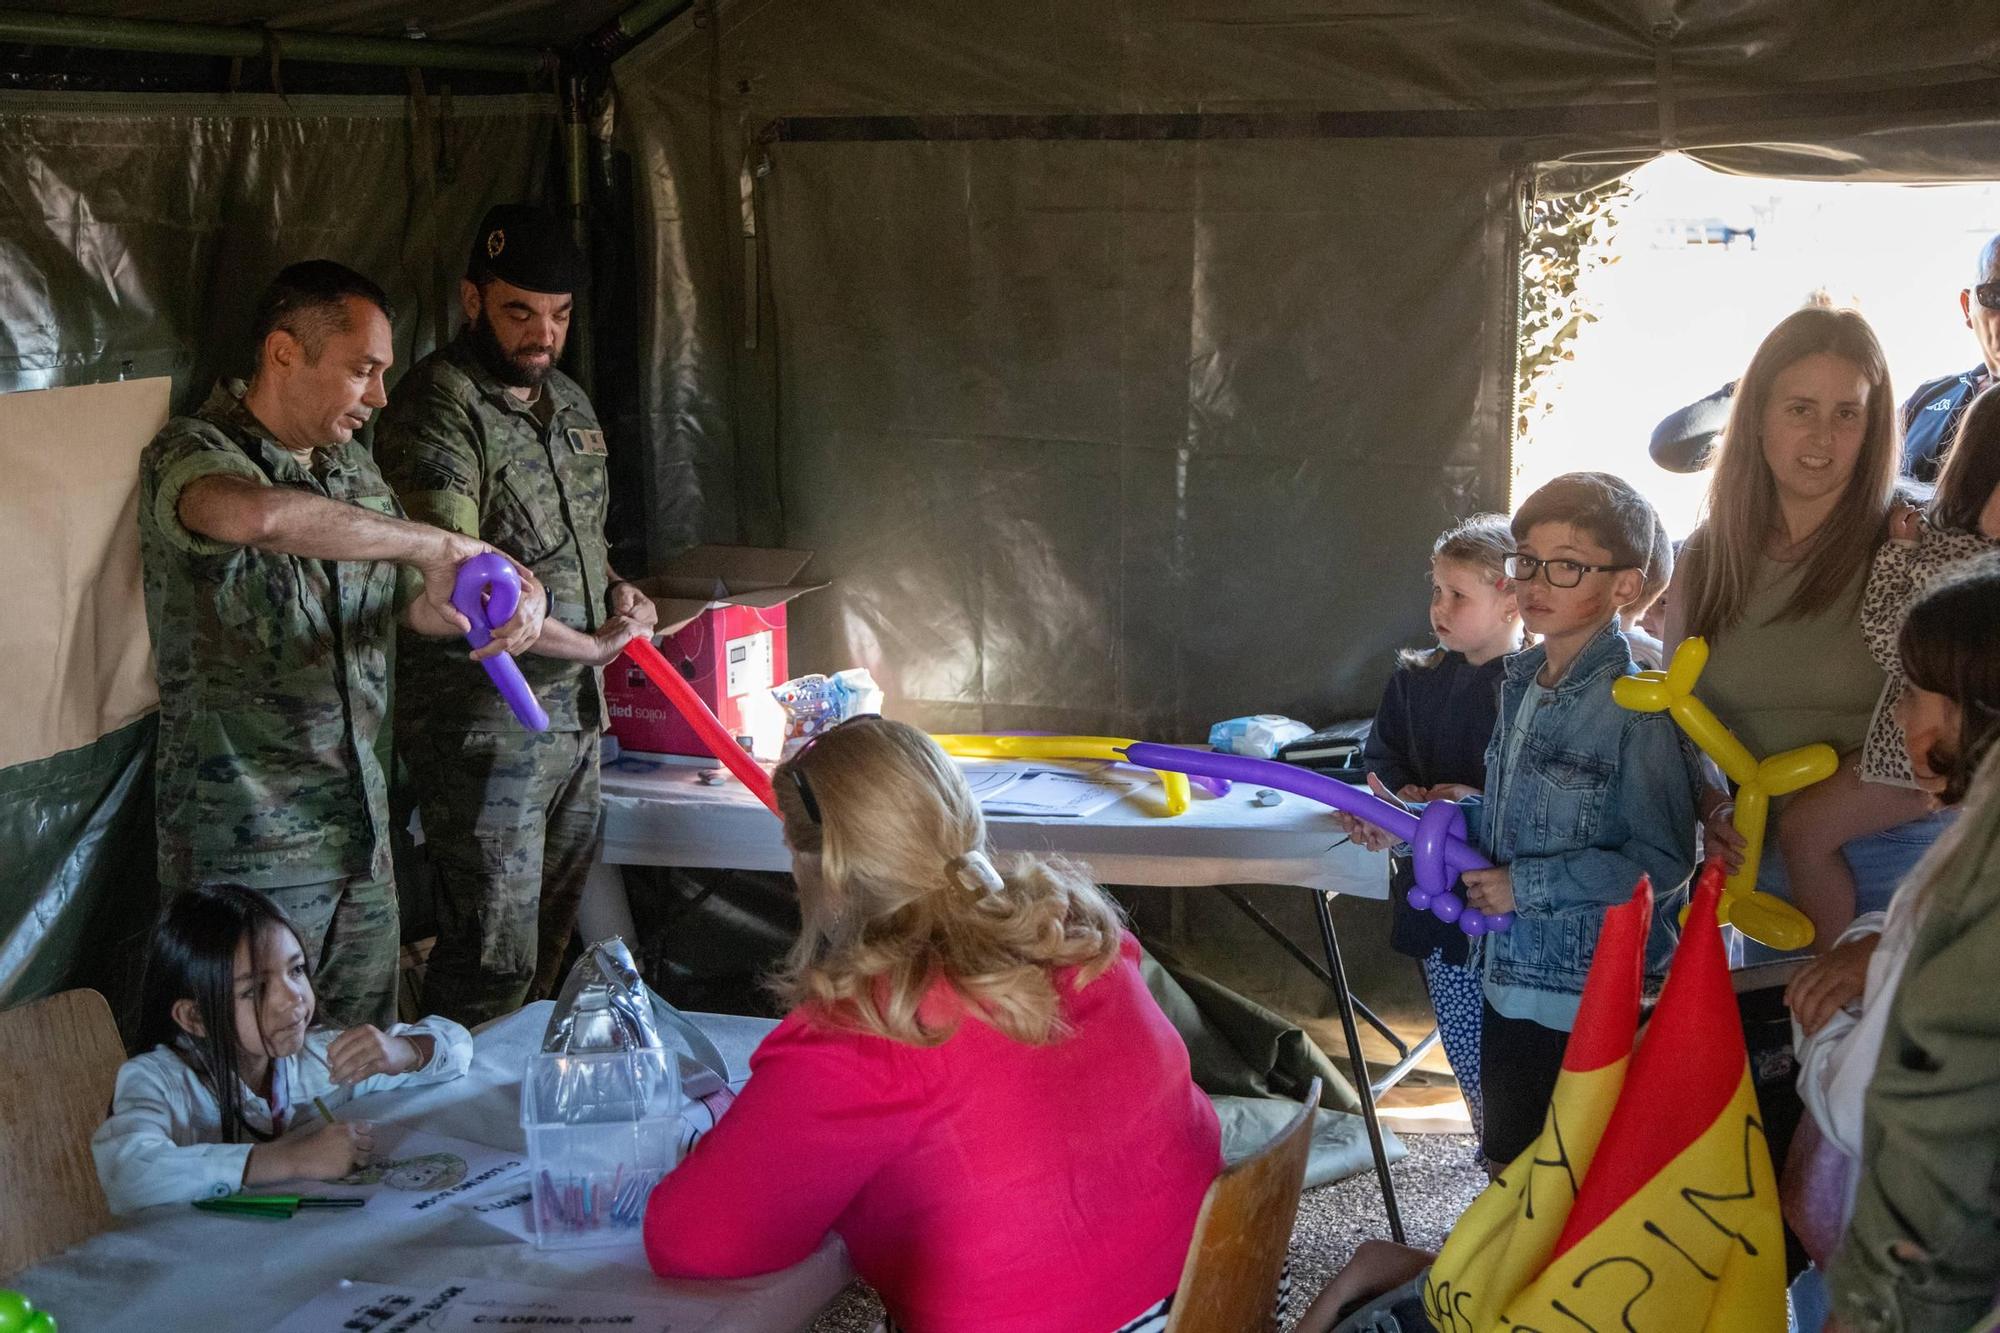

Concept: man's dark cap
[[1649, 380, 1736, 474], [467, 203, 585, 295]]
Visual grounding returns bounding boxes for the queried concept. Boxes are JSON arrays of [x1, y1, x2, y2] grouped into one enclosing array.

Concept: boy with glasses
[[1348, 472, 1702, 1171]]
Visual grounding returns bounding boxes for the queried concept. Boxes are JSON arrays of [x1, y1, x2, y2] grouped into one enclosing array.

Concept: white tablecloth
[[601, 751, 1389, 897], [14, 1003, 851, 1333]]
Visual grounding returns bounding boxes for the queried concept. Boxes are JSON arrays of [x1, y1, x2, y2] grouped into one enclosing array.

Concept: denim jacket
[[1462, 620, 1701, 1029]]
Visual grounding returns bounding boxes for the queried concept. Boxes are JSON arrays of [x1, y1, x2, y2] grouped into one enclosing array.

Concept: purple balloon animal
[[450, 553, 549, 732], [1121, 742, 1511, 936]]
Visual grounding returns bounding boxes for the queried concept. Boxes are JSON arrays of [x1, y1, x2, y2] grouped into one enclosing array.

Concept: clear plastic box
[[520, 1048, 682, 1249]]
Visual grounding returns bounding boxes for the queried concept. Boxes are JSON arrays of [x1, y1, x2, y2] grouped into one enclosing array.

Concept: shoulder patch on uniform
[[567, 428, 607, 456]]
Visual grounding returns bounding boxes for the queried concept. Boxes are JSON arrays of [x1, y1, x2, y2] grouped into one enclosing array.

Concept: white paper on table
[[271, 1277, 719, 1331], [959, 766, 1025, 802], [979, 767, 1142, 818], [330, 1126, 527, 1217]]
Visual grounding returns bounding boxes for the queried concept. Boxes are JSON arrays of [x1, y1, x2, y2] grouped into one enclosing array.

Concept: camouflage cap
[[467, 203, 585, 295]]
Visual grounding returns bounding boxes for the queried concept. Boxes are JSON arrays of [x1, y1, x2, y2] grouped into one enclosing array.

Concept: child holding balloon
[[1776, 388, 2000, 948], [1360, 513, 1522, 1144], [1342, 473, 1701, 1171], [93, 885, 473, 1215]]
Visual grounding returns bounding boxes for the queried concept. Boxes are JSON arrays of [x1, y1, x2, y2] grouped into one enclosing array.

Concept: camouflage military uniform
[[375, 333, 612, 1027], [137, 382, 413, 1028]]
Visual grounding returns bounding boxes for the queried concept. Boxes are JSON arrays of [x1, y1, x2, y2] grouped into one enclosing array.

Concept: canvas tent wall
[[608, 0, 2000, 744], [8, 0, 2000, 1010]]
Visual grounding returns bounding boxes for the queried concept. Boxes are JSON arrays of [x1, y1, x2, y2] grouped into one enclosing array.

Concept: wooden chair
[[0, 988, 126, 1275], [1165, 1076, 1321, 1333]]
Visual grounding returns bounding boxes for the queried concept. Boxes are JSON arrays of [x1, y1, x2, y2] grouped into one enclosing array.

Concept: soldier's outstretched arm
[[178, 474, 543, 656], [180, 472, 475, 567]]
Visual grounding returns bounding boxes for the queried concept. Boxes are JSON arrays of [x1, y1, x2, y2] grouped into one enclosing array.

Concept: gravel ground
[[808, 1133, 1487, 1332]]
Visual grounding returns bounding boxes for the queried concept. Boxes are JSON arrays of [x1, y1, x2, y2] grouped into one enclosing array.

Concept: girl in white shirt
[[93, 884, 473, 1215]]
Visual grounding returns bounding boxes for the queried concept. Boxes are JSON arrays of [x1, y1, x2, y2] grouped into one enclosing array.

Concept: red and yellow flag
[[1425, 860, 1786, 1331]]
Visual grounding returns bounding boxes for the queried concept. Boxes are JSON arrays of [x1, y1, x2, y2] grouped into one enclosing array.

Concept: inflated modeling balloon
[[450, 552, 550, 732], [0, 1292, 51, 1333], [621, 636, 782, 817], [1612, 636, 1829, 950], [933, 735, 1196, 815], [1122, 742, 1510, 936]]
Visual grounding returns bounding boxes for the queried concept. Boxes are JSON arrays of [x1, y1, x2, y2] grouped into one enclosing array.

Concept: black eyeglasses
[[1973, 282, 2000, 312], [1503, 554, 1638, 589], [786, 714, 882, 825]]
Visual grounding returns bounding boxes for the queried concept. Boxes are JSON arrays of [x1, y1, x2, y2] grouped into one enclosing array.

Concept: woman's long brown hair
[[1682, 307, 1900, 643]]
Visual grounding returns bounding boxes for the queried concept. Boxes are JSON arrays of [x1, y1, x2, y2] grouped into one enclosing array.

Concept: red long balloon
[[620, 637, 782, 817]]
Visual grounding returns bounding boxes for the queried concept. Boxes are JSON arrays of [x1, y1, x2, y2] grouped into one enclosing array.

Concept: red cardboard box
[[604, 546, 827, 760]]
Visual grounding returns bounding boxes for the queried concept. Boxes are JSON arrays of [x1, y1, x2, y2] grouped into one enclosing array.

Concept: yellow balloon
[[1610, 675, 1671, 712], [1724, 890, 1817, 953], [1616, 636, 1823, 950], [1668, 697, 1758, 786], [1727, 784, 1771, 899], [1758, 743, 1840, 797], [931, 734, 1192, 816], [1664, 635, 1709, 695]]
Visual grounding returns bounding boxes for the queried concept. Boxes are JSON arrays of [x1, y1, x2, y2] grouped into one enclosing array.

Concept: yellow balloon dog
[[1611, 637, 1831, 950]]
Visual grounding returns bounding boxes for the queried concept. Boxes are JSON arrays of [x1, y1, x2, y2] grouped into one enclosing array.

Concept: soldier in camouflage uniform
[[376, 206, 655, 1027], [138, 260, 546, 1028]]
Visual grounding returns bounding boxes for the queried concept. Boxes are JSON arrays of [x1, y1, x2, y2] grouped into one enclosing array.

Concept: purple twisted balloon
[[451, 552, 549, 732], [1120, 742, 1510, 936]]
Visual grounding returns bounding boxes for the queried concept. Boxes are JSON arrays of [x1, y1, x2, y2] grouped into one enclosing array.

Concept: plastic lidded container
[[520, 1048, 681, 1249]]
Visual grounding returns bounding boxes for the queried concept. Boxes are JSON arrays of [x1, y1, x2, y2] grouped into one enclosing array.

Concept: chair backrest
[[1164, 1076, 1321, 1333], [0, 988, 126, 1275]]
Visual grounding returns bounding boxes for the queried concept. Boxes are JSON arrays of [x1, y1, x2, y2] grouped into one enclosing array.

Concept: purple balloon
[[994, 731, 1231, 797], [1120, 742, 1507, 937], [451, 553, 550, 732]]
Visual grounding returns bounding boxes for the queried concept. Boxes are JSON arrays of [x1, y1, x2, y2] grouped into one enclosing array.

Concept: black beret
[[467, 203, 585, 295]]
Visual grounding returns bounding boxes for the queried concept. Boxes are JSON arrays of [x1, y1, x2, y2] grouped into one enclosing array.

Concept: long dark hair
[[1929, 385, 2000, 536], [135, 885, 314, 1144], [1898, 553, 2000, 805]]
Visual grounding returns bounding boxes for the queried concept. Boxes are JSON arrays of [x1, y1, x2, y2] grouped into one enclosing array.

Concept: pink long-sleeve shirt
[[644, 934, 1222, 1332]]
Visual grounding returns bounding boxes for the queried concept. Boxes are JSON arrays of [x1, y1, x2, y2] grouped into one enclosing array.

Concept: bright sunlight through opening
[[1514, 153, 2000, 537]]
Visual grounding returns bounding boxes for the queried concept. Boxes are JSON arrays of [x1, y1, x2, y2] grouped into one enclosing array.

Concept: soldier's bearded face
[[467, 279, 572, 388]]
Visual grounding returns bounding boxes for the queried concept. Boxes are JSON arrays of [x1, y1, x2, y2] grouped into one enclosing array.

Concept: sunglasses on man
[[1972, 281, 2000, 311]]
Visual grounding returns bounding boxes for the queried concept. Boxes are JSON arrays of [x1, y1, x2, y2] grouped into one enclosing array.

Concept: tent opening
[[1515, 152, 2000, 536]]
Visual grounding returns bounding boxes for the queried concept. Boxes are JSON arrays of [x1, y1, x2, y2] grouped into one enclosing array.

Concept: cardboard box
[[604, 545, 827, 760]]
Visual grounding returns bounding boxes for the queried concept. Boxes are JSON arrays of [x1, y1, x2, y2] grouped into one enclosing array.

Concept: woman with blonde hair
[[643, 717, 1222, 1333], [1665, 306, 1950, 960]]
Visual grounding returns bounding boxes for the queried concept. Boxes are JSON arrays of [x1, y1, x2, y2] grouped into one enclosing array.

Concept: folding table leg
[[1313, 889, 1405, 1243], [1218, 887, 1412, 1063]]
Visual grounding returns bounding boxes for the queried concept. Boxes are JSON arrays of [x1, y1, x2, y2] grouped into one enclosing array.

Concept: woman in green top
[[1665, 307, 1950, 962]]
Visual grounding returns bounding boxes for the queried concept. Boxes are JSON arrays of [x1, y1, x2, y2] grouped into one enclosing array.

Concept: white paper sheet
[[960, 766, 1025, 802], [332, 1126, 527, 1217], [271, 1277, 720, 1331], [979, 767, 1143, 818]]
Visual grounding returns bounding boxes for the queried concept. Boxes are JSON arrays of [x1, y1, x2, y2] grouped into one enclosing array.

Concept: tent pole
[[605, 0, 695, 46], [583, 0, 695, 62], [562, 73, 596, 397], [0, 8, 551, 75]]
